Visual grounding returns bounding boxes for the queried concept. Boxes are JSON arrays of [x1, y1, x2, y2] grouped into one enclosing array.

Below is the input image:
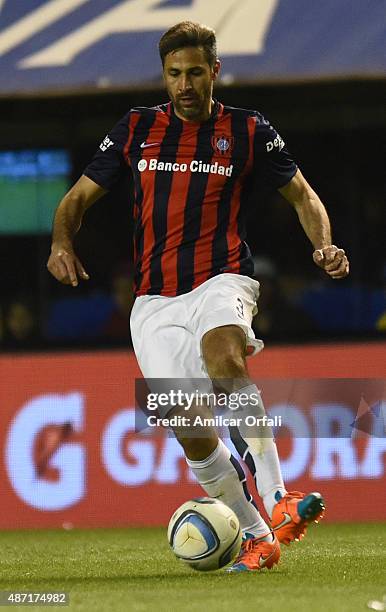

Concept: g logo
[[5, 393, 84, 510], [137, 159, 147, 172]]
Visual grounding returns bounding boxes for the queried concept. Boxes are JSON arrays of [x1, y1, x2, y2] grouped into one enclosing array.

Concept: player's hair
[[159, 21, 217, 67]]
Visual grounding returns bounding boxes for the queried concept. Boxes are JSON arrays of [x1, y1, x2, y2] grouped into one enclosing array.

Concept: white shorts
[[130, 274, 263, 383]]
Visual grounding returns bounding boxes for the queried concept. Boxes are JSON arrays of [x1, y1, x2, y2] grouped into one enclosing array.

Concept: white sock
[[229, 384, 287, 518], [186, 439, 270, 539]]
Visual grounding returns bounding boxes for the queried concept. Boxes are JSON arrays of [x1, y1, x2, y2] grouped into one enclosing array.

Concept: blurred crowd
[[0, 261, 134, 351]]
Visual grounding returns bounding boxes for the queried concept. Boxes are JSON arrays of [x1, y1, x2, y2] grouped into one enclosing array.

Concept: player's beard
[[173, 89, 212, 122]]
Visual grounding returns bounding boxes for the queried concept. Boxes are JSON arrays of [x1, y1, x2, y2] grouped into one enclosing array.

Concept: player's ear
[[212, 60, 221, 81]]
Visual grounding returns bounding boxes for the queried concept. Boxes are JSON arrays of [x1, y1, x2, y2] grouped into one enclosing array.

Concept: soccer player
[[47, 21, 349, 572]]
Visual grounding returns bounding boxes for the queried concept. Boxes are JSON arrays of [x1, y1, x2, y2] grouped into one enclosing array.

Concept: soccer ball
[[167, 497, 242, 571]]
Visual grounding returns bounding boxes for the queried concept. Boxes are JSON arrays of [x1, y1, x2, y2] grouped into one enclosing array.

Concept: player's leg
[[171, 402, 273, 537], [201, 327, 284, 503], [202, 324, 286, 513], [130, 293, 277, 570], [171, 403, 279, 572], [202, 324, 325, 544], [195, 275, 325, 545]]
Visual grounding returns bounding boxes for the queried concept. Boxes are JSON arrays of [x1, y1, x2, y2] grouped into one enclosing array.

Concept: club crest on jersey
[[211, 135, 234, 155]]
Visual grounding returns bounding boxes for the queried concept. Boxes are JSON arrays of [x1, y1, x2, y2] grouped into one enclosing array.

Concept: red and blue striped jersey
[[84, 100, 297, 296]]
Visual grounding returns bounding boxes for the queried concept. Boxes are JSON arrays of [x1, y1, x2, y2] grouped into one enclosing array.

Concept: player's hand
[[47, 244, 89, 287], [312, 245, 349, 279]]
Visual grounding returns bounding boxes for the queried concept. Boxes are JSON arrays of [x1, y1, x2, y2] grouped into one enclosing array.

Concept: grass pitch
[[0, 523, 385, 612]]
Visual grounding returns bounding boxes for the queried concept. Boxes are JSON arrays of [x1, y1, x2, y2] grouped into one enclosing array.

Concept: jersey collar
[[167, 99, 223, 124]]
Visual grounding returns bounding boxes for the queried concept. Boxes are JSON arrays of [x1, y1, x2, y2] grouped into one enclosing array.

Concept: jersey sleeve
[[252, 113, 297, 190], [83, 111, 131, 190]]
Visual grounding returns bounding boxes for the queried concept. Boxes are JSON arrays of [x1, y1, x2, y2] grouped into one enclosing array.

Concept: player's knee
[[202, 326, 247, 382], [205, 351, 247, 382]]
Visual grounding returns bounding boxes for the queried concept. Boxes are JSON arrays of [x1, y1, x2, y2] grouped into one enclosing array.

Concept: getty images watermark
[[144, 388, 281, 429], [134, 379, 281, 436], [134, 378, 386, 438]]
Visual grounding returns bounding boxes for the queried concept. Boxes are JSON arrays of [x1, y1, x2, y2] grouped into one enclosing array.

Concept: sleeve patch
[[266, 134, 285, 153], [99, 136, 115, 152]]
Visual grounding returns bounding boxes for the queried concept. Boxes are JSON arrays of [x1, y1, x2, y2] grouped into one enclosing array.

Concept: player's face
[[163, 46, 220, 122]]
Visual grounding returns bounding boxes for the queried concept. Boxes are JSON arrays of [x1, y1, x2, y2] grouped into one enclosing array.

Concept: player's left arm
[[279, 169, 349, 279]]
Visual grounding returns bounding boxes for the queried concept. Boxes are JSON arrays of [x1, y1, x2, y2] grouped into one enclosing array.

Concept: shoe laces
[[235, 537, 268, 565], [242, 539, 255, 553]]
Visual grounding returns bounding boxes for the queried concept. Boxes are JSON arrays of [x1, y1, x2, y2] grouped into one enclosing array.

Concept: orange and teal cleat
[[227, 532, 280, 572], [271, 491, 325, 546]]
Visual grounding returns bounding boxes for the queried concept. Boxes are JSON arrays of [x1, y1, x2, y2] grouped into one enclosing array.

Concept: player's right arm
[[47, 175, 107, 286], [47, 110, 132, 286]]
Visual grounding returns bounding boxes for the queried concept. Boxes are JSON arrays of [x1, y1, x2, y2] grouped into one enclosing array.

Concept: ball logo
[[137, 159, 148, 172]]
